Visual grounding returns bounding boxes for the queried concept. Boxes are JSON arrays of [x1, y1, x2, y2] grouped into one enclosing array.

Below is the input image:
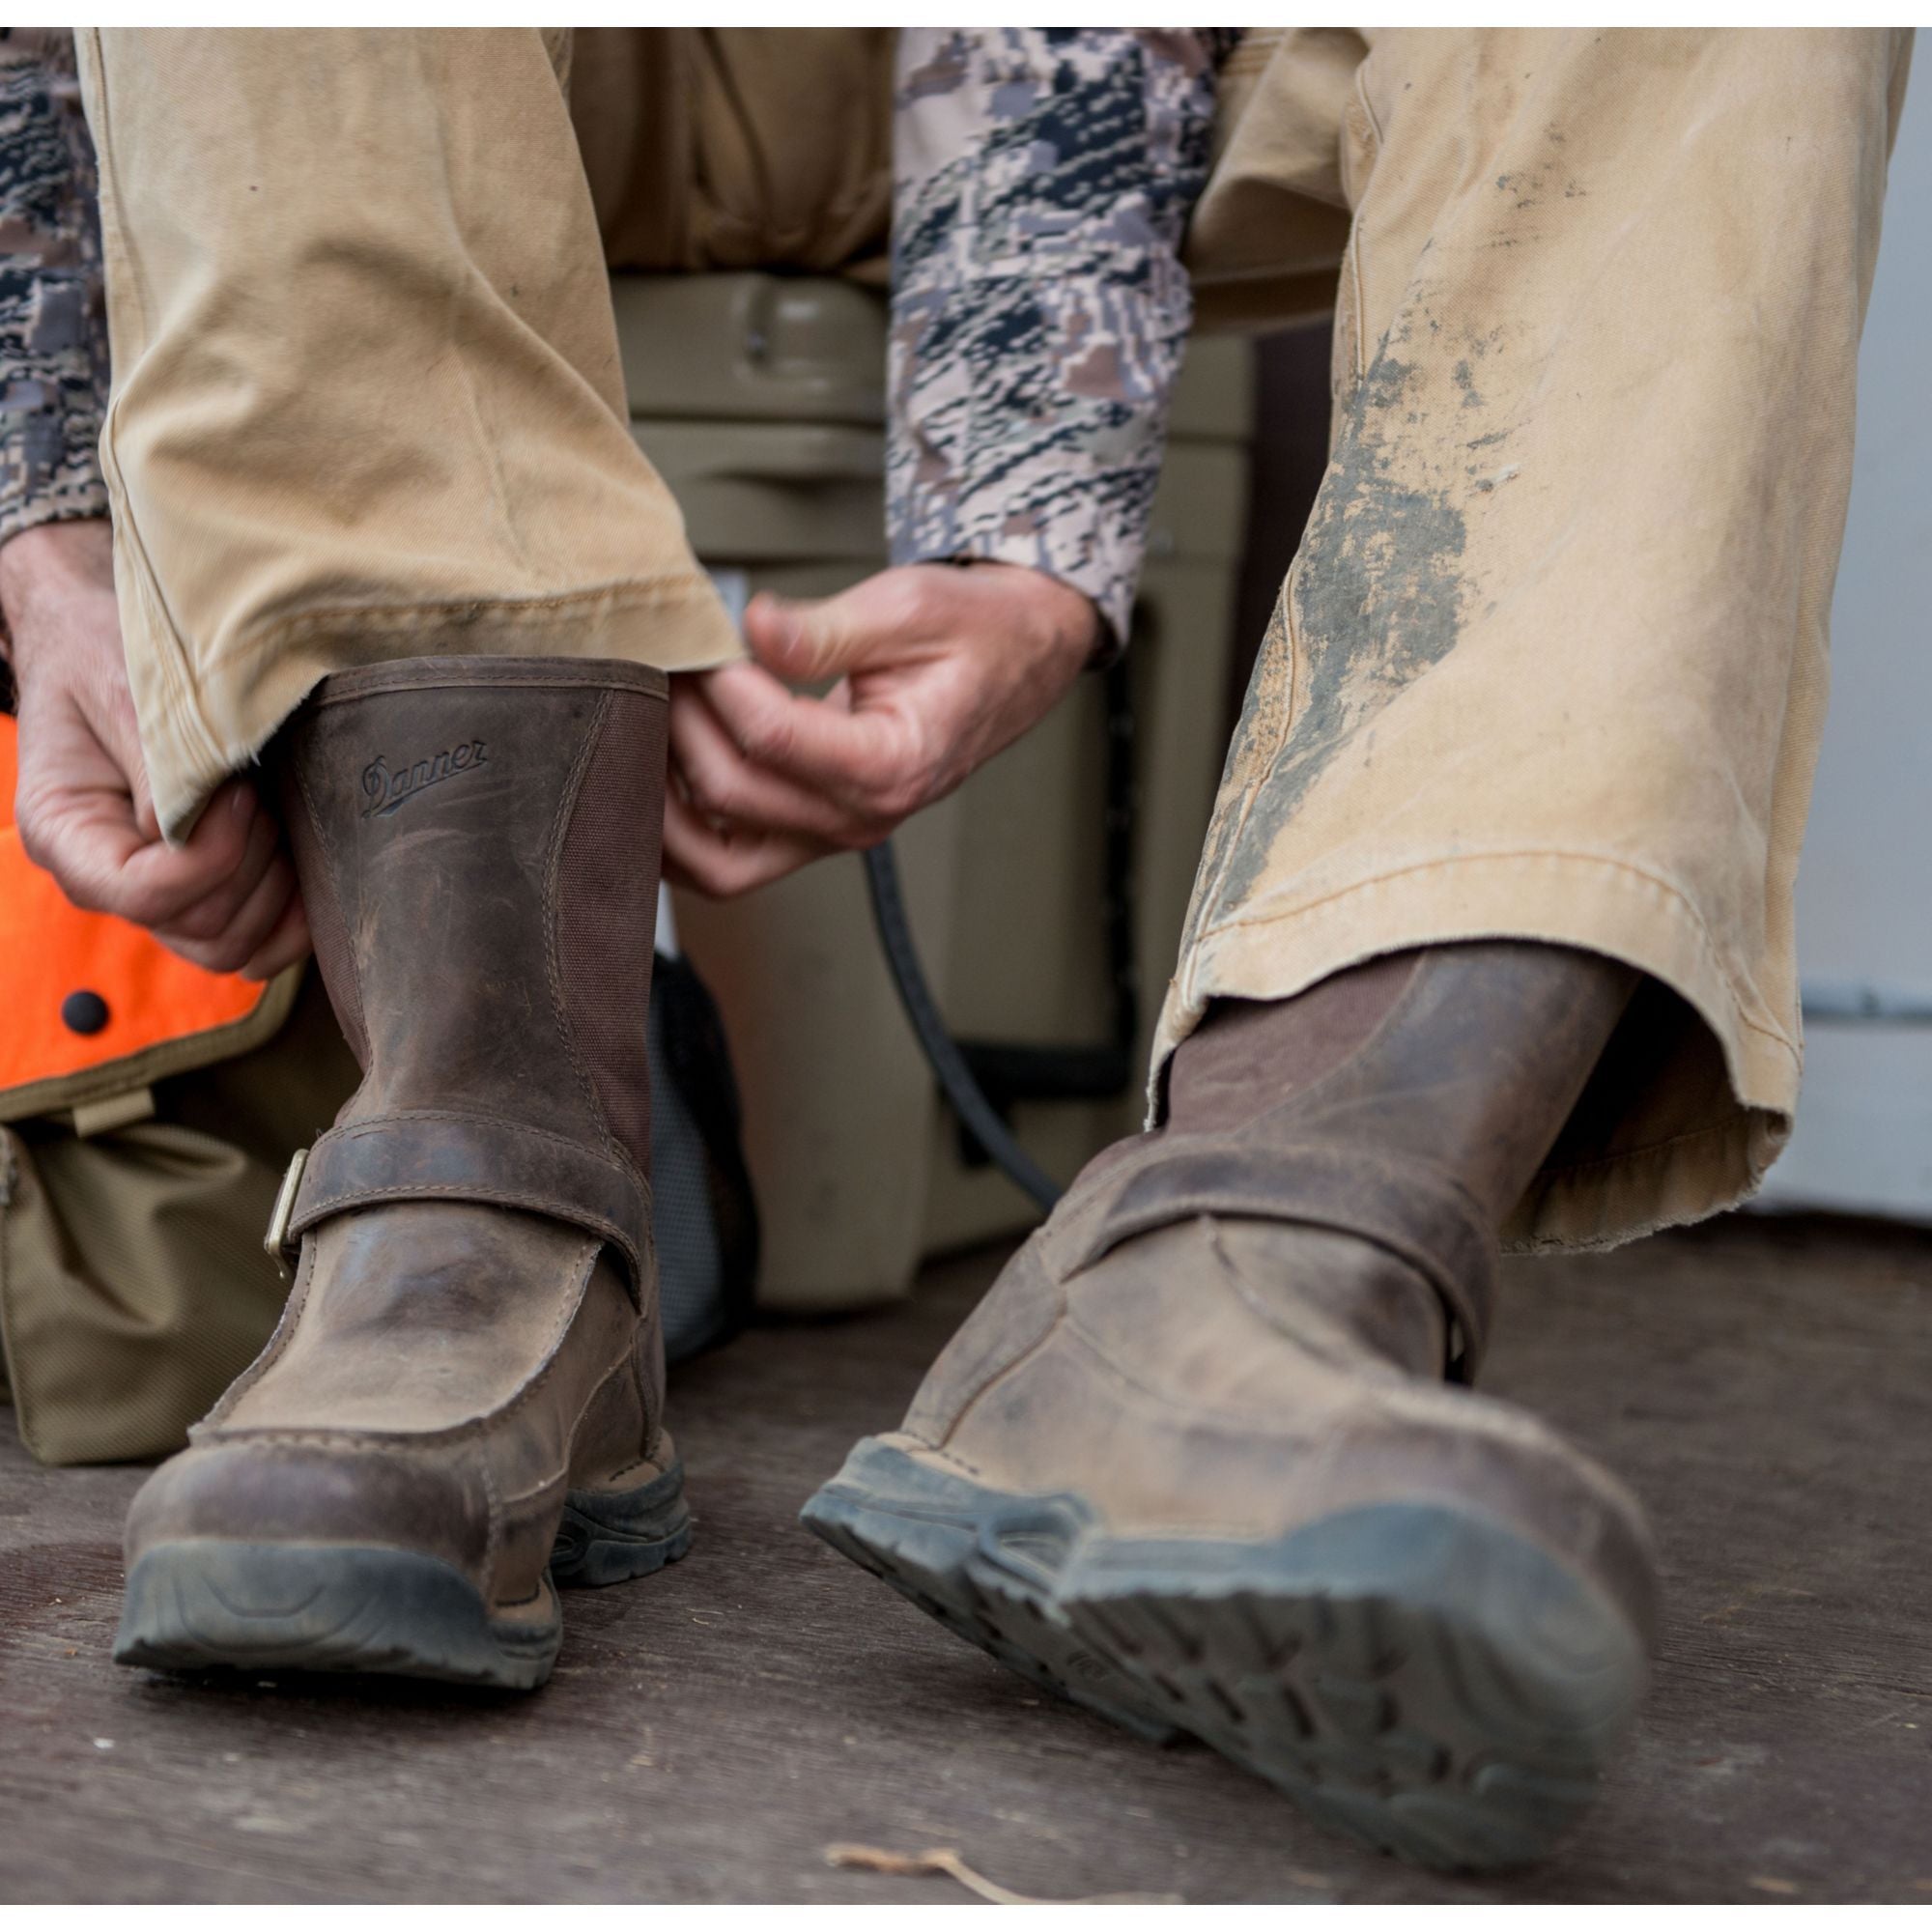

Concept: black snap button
[[61, 990, 110, 1037]]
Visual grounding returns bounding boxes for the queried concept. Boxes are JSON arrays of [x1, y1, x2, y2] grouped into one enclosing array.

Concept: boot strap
[[269, 1110, 652, 1299], [1043, 1136, 1495, 1382]]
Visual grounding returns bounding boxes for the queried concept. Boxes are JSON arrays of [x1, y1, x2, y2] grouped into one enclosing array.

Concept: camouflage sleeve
[[0, 28, 110, 550], [888, 30, 1233, 649]]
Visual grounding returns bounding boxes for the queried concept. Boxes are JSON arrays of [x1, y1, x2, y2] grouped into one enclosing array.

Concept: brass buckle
[[264, 1146, 308, 1280]]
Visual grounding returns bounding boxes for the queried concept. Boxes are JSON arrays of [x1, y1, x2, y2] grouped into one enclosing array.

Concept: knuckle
[[182, 930, 242, 974], [172, 898, 227, 942], [124, 888, 174, 929], [872, 771, 925, 822], [685, 769, 739, 820], [209, 816, 246, 868], [740, 711, 794, 767], [63, 874, 108, 916], [14, 811, 52, 870]]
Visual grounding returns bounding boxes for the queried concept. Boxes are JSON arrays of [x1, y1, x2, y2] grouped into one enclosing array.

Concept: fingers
[[742, 584, 889, 684], [696, 661, 926, 819], [156, 846, 303, 977], [671, 563, 1095, 888], [4, 532, 314, 974], [21, 749, 305, 975], [743, 574, 964, 683], [145, 788, 282, 943], [668, 678, 884, 848], [240, 885, 313, 983], [114, 780, 268, 929], [88, 651, 165, 845], [31, 778, 267, 930], [660, 784, 838, 899]]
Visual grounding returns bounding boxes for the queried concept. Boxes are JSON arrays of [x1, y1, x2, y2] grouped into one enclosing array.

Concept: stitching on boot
[[478, 1448, 502, 1602], [503, 1340, 639, 1509], [294, 1176, 631, 1223], [549, 1283, 665, 1493], [923, 1288, 1066, 1456], [503, 1236, 612, 1434], [543, 691, 621, 1169], [194, 1232, 321, 1435], [293, 746, 371, 1065], [1045, 1131, 1494, 1366], [323, 1106, 643, 1168]]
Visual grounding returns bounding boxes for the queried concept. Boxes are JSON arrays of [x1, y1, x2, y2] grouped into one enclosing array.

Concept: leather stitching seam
[[544, 692, 620, 1171], [312, 1108, 647, 1191], [478, 1448, 502, 1599]]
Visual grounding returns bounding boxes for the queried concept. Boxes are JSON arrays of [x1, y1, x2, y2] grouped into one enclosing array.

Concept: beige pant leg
[[1162, 28, 1913, 1249], [75, 29, 741, 840], [568, 29, 893, 273]]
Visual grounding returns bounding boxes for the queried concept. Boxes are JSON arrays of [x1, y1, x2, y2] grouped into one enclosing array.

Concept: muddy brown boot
[[114, 658, 687, 1690], [806, 943, 1657, 1870]]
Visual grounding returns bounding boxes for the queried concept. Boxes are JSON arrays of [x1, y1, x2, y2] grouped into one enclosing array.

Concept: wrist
[[0, 518, 114, 669], [956, 557, 1104, 668]]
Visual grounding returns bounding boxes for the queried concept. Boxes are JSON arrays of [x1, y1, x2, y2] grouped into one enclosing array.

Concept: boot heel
[[552, 1461, 694, 1588]]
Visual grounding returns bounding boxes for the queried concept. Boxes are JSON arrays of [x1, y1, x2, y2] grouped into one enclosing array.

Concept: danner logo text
[[360, 740, 489, 817]]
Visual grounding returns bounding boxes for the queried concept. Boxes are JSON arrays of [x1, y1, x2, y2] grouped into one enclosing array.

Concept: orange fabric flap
[[0, 714, 269, 1102]]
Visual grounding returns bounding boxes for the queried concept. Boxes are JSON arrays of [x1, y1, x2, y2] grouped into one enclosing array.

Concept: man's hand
[[2, 519, 309, 980], [664, 561, 1100, 897]]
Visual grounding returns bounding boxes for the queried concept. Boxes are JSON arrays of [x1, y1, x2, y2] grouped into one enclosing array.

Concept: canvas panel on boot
[[807, 945, 1659, 1871], [116, 659, 689, 1690]]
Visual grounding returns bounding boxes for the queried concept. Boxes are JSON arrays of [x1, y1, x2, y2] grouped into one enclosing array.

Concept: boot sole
[[800, 1441, 1179, 1743], [803, 1437, 1644, 1872], [114, 1466, 693, 1691]]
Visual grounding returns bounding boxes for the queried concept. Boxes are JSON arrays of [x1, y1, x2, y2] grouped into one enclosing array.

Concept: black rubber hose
[[863, 839, 1063, 1214]]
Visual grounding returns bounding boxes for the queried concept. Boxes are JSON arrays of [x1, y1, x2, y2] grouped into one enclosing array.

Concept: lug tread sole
[[802, 1438, 1643, 1873], [802, 1462, 1179, 1743]]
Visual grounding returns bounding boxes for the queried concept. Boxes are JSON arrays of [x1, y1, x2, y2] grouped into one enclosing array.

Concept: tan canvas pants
[[1169, 28, 1912, 1247], [74, 29, 747, 847], [76, 28, 1911, 1253]]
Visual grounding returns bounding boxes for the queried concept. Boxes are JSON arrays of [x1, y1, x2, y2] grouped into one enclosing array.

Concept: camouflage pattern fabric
[[0, 28, 108, 552], [889, 29, 1236, 648]]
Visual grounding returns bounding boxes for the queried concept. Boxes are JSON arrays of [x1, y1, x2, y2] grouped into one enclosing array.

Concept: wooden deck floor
[[3, 1211, 1929, 1903]]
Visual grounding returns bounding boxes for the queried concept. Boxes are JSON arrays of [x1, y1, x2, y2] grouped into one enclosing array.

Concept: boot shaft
[[1167, 943, 1639, 1229], [275, 657, 668, 1187]]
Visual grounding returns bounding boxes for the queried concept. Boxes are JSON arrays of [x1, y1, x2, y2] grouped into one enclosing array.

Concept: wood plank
[[2, 1211, 1928, 1902]]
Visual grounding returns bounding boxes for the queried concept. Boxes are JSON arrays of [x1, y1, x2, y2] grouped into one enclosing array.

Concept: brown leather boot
[[806, 943, 1658, 1870], [114, 658, 688, 1690]]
